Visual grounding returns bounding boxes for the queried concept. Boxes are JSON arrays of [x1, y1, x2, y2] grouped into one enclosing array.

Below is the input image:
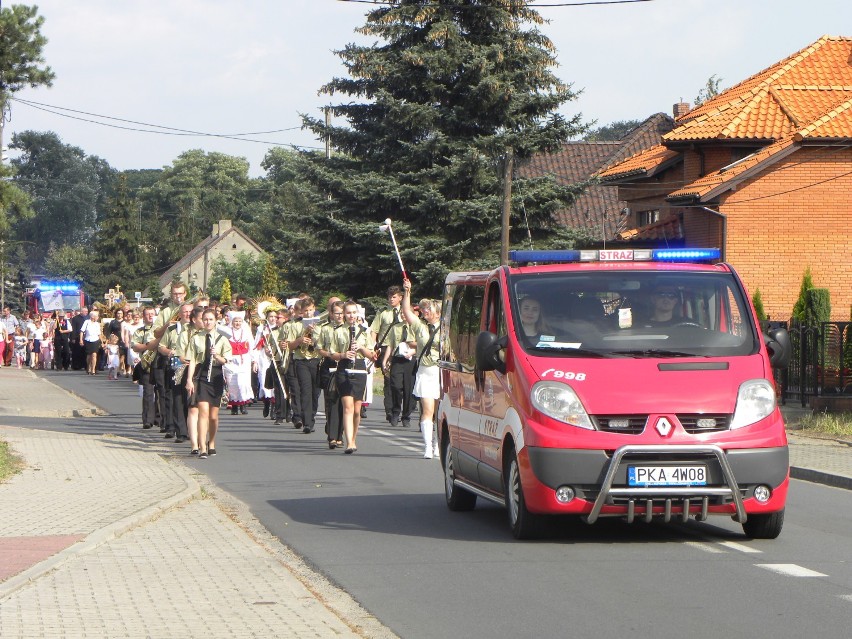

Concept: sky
[[4, 0, 851, 177]]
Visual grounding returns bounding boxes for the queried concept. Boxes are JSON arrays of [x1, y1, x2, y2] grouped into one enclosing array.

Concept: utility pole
[[1, 240, 5, 310], [500, 147, 513, 266]]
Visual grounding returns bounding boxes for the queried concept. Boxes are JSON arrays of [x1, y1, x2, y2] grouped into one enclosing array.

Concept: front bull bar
[[585, 444, 748, 525]]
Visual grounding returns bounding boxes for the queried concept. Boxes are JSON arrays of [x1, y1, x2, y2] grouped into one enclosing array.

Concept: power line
[[10, 97, 325, 151]]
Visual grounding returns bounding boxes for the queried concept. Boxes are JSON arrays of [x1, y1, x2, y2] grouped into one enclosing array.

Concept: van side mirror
[[764, 327, 791, 369], [476, 331, 506, 374]]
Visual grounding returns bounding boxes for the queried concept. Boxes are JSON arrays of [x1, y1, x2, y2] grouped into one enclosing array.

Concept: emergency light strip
[[508, 248, 721, 264]]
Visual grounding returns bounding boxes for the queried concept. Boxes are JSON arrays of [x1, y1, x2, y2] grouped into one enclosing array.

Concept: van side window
[[485, 282, 507, 337], [444, 283, 484, 373]]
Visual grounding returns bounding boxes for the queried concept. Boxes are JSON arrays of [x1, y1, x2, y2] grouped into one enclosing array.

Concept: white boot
[[421, 420, 433, 459]]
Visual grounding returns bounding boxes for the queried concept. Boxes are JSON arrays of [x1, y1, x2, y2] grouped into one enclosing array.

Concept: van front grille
[[594, 415, 647, 434]]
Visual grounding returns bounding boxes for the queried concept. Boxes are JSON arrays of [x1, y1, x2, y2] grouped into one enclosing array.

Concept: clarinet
[[349, 325, 357, 364], [206, 332, 215, 383]]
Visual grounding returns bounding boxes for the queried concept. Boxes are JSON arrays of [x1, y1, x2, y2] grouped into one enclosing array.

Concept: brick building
[[598, 35, 852, 321]]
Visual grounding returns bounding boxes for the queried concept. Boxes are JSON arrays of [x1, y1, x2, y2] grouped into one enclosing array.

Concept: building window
[[638, 209, 660, 226]]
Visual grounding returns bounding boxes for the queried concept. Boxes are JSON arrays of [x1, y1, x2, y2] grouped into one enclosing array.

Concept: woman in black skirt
[[329, 300, 377, 454], [185, 308, 232, 458]]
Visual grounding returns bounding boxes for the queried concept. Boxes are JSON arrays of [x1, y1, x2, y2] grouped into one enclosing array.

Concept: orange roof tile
[[665, 35, 852, 143], [597, 143, 680, 180], [616, 216, 683, 242], [666, 137, 797, 201], [797, 98, 852, 138]]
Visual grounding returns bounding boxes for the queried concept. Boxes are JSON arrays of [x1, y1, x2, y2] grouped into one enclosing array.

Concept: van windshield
[[508, 271, 759, 358]]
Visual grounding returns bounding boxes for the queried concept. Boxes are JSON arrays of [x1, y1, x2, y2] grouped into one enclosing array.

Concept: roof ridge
[[796, 97, 852, 139], [678, 35, 837, 122], [718, 87, 771, 138]]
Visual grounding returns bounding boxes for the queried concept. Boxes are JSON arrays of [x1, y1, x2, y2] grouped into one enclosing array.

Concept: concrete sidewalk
[[0, 367, 850, 638], [0, 367, 395, 638]]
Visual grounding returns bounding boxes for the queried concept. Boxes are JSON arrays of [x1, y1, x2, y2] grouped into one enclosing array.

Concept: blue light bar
[[509, 250, 581, 263], [38, 281, 81, 293], [652, 248, 721, 262]]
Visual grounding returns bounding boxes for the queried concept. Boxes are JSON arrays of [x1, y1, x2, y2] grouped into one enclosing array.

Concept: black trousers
[[54, 337, 71, 370], [153, 366, 168, 430], [291, 358, 320, 430], [270, 364, 288, 420], [390, 357, 415, 422], [70, 339, 85, 370], [163, 368, 187, 437], [378, 346, 393, 418], [139, 368, 160, 427]]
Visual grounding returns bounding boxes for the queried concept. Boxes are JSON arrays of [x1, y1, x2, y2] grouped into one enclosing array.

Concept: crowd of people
[[1, 279, 443, 460]]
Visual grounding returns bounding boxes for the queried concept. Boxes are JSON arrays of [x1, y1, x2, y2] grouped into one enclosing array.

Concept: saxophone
[[140, 347, 157, 372], [298, 321, 316, 357]]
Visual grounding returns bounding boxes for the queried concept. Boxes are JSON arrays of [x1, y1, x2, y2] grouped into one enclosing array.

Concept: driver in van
[[642, 285, 681, 326]]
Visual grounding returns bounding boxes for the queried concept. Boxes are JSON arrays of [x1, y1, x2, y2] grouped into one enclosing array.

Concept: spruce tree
[[92, 174, 152, 294], [293, 0, 588, 298]]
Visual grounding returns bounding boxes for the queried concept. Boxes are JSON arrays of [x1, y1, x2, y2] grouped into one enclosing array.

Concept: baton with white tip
[[378, 217, 407, 280]]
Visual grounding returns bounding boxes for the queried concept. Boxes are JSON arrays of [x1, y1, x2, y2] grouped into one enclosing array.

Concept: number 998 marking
[[541, 369, 586, 381]]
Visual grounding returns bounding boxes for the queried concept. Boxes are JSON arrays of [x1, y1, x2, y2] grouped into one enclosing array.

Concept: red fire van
[[438, 248, 792, 539]]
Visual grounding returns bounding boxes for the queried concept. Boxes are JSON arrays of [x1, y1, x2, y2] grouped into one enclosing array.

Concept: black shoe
[[231, 406, 238, 415], [386, 413, 392, 422], [262, 401, 270, 417], [274, 418, 282, 425], [303, 426, 313, 434], [294, 420, 303, 429], [143, 423, 153, 429], [390, 415, 399, 427], [209, 448, 216, 456], [240, 406, 248, 415], [360, 406, 368, 418], [159, 426, 168, 433], [164, 431, 175, 439], [402, 419, 411, 428], [175, 436, 185, 443]]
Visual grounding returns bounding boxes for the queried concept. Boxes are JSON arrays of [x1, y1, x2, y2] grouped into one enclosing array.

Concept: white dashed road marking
[[755, 564, 828, 578], [685, 541, 726, 554], [718, 541, 762, 554]]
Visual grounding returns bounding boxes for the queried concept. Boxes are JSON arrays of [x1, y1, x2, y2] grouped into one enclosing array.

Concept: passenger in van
[[518, 296, 549, 342], [641, 285, 681, 327]]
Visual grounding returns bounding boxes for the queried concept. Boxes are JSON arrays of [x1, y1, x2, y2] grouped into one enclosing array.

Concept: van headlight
[[730, 379, 776, 429], [531, 381, 594, 430]]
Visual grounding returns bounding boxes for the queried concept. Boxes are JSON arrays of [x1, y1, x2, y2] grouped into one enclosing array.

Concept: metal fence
[[773, 321, 852, 406]]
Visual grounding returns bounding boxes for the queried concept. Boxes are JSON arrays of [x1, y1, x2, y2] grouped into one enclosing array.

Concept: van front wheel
[[505, 450, 540, 539], [742, 509, 784, 539]]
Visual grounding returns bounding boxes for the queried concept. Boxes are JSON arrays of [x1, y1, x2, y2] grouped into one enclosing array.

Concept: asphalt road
[[28, 370, 852, 639]]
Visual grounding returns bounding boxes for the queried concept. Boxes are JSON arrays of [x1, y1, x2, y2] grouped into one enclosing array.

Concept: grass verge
[[795, 412, 852, 439], [0, 439, 24, 483]]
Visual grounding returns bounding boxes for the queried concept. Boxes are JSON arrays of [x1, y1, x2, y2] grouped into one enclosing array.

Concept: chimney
[[673, 102, 691, 119], [219, 219, 232, 233]]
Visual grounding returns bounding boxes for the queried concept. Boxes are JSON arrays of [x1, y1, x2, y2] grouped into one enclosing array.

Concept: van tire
[[443, 442, 476, 511], [505, 450, 540, 539], [742, 509, 784, 539]]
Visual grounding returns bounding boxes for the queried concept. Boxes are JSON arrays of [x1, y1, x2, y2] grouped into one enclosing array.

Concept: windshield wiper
[[608, 349, 698, 358]]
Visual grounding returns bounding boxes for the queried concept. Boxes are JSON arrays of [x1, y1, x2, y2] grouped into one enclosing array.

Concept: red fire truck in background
[[24, 280, 89, 317]]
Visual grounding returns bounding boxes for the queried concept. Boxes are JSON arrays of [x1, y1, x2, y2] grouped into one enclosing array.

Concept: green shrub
[[752, 288, 767, 322], [791, 266, 815, 323]]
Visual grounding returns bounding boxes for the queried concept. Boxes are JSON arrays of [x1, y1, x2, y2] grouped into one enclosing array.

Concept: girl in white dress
[[220, 312, 255, 414]]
